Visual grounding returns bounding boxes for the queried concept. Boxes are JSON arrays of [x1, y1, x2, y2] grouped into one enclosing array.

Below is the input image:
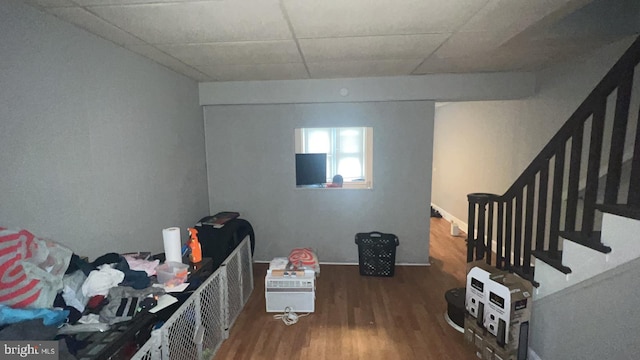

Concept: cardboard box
[[465, 261, 508, 322], [465, 262, 533, 360], [464, 313, 486, 358], [482, 272, 533, 360]]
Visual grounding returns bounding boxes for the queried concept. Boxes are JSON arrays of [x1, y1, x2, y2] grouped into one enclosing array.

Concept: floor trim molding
[[431, 203, 468, 234]]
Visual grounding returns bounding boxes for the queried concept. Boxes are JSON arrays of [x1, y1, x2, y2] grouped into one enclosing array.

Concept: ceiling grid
[[24, 0, 640, 82]]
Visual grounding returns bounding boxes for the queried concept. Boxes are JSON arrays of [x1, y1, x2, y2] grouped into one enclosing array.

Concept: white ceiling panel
[[299, 34, 449, 62], [434, 31, 504, 58], [418, 39, 586, 73], [460, 0, 594, 47], [158, 40, 302, 66], [414, 54, 512, 74], [125, 44, 212, 81], [308, 59, 423, 79], [500, 35, 618, 67], [165, 64, 213, 82], [462, 0, 546, 32], [412, 56, 467, 74], [195, 63, 309, 81], [48, 7, 145, 46], [74, 0, 199, 5], [26, 0, 638, 82], [25, 0, 76, 7], [88, 1, 292, 44], [283, 0, 490, 38], [416, 37, 603, 74]]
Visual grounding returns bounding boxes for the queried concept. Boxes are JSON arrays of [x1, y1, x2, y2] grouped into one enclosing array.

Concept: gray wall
[[431, 36, 638, 226], [204, 101, 433, 264], [0, 1, 209, 259], [530, 255, 640, 360]]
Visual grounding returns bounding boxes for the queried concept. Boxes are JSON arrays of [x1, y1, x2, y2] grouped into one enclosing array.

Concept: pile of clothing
[[0, 227, 165, 358]]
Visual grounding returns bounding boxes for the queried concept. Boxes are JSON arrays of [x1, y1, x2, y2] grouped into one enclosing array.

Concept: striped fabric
[[0, 227, 72, 308], [288, 248, 319, 273]]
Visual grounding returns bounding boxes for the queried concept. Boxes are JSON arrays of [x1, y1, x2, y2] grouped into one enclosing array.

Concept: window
[[295, 127, 373, 189]]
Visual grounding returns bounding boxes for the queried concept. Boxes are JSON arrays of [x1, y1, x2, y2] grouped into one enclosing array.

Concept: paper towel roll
[[162, 227, 183, 263]]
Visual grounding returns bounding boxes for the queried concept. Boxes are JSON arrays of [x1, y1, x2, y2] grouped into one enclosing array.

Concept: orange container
[[188, 227, 202, 263]]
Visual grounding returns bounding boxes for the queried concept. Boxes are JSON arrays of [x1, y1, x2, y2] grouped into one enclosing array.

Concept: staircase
[[466, 34, 640, 298], [533, 212, 640, 298]]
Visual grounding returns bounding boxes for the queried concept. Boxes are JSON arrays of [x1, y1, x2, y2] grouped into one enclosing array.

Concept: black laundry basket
[[355, 231, 399, 277]]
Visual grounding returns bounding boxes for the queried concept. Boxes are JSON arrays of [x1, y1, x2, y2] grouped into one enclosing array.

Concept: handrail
[[504, 36, 640, 199], [467, 35, 640, 284]]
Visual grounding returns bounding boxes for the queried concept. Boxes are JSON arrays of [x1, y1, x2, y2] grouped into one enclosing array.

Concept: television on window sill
[[295, 153, 327, 187]]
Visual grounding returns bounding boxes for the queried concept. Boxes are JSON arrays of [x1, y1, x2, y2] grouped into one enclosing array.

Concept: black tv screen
[[295, 153, 327, 186]]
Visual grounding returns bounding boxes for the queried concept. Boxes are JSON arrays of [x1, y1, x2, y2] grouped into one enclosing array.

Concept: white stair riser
[[601, 213, 640, 265], [534, 213, 640, 300]]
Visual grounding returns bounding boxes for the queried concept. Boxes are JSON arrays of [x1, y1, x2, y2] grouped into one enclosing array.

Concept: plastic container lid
[[156, 261, 189, 287]]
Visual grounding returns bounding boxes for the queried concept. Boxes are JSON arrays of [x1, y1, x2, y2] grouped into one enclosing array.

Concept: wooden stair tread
[[595, 203, 640, 221], [532, 250, 572, 274], [559, 230, 611, 253]]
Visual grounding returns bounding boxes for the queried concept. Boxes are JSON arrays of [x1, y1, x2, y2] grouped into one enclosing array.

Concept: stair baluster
[[466, 35, 640, 285]]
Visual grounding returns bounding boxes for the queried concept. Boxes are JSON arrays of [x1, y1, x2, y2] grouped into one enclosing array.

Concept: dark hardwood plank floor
[[213, 218, 477, 360]]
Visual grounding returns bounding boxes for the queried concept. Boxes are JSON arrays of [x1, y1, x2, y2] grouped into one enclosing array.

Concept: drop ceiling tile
[[75, 0, 198, 5], [417, 24, 614, 74], [499, 36, 617, 69], [534, 0, 640, 40], [195, 63, 309, 81], [88, 1, 292, 44], [168, 65, 214, 82], [461, 0, 532, 32], [300, 34, 449, 62], [412, 56, 460, 74], [25, 0, 77, 7], [125, 44, 211, 81], [434, 31, 504, 58], [413, 55, 498, 74], [415, 46, 546, 73], [124, 43, 182, 64], [26, 0, 623, 81], [459, 0, 593, 46], [307, 59, 423, 79], [416, 43, 562, 74], [283, 0, 488, 38], [158, 40, 302, 66], [47, 7, 145, 45]]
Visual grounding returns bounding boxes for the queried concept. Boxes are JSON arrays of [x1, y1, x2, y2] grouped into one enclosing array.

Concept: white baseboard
[[254, 260, 431, 266], [431, 203, 468, 235], [319, 262, 431, 266], [430, 203, 507, 258], [319, 261, 358, 265]]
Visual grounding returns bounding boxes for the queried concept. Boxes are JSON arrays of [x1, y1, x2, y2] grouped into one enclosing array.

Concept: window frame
[[294, 127, 373, 189]]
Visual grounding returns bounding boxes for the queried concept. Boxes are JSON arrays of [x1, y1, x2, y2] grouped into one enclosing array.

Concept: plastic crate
[[355, 232, 399, 277]]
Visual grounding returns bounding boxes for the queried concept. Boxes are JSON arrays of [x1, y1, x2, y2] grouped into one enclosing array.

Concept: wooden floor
[[212, 218, 477, 360]]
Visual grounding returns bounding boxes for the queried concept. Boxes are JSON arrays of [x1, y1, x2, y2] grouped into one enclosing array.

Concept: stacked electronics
[[464, 261, 533, 360]]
